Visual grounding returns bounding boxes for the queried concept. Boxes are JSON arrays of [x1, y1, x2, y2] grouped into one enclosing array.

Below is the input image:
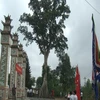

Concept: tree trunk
[[39, 52, 49, 98]]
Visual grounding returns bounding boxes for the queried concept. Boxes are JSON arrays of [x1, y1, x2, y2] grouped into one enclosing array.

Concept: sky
[[0, 0, 100, 86]]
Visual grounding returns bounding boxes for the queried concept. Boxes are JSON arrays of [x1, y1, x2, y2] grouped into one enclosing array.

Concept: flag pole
[[92, 14, 99, 100]]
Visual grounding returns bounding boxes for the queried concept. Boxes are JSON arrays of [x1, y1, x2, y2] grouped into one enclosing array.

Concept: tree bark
[[39, 52, 49, 98]]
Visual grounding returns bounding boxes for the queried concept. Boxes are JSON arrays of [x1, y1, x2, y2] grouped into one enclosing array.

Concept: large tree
[[18, 0, 70, 97]]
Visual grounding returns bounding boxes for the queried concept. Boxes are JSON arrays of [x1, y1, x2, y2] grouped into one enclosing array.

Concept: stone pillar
[[9, 33, 18, 99], [0, 15, 13, 100], [22, 51, 27, 99], [16, 44, 23, 100]]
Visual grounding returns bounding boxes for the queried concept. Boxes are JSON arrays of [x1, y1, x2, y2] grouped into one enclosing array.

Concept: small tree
[[48, 69, 61, 97], [82, 79, 93, 100], [58, 53, 75, 95], [25, 57, 32, 89], [18, 0, 70, 97], [36, 77, 42, 89], [30, 76, 35, 87]]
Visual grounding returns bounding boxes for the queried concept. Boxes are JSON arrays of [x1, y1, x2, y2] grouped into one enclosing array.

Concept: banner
[[16, 63, 22, 75], [92, 14, 100, 100], [75, 66, 81, 100]]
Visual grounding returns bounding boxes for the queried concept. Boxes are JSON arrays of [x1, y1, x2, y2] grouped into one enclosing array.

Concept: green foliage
[[37, 53, 75, 97], [47, 67, 62, 97], [45, 53, 75, 97], [18, 0, 70, 97], [25, 57, 32, 89], [30, 76, 35, 86], [36, 77, 42, 88], [18, 0, 70, 55], [58, 53, 75, 95], [82, 79, 94, 100], [40, 65, 61, 96], [41, 65, 60, 96], [40, 53, 75, 97]]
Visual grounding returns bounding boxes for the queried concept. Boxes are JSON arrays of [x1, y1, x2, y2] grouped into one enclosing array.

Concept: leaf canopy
[[18, 0, 70, 54]]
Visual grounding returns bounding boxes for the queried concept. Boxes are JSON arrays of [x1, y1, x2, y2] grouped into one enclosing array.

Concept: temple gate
[[0, 15, 12, 100], [0, 15, 27, 100]]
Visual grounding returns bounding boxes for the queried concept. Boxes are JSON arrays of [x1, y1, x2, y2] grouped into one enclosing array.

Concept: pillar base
[[0, 86, 9, 100]]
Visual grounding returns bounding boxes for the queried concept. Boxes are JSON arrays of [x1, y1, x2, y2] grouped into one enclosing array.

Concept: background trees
[[25, 57, 31, 88], [82, 79, 93, 100], [18, 0, 70, 97], [36, 53, 75, 97], [25, 56, 35, 89], [36, 77, 42, 89], [47, 68, 61, 97], [58, 53, 75, 96]]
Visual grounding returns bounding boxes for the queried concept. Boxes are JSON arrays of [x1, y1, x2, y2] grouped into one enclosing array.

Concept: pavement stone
[[25, 97, 67, 100], [25, 97, 55, 100]]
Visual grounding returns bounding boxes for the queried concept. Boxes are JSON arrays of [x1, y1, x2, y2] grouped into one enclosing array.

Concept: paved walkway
[[25, 97, 54, 100], [55, 98, 66, 100], [25, 97, 66, 100]]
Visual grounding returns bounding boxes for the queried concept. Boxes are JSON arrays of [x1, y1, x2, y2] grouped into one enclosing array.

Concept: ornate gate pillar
[[9, 33, 18, 99], [0, 15, 12, 100], [16, 44, 23, 100], [22, 51, 27, 99]]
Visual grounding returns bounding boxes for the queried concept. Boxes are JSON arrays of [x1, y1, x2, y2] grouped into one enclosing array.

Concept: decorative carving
[[0, 90, 3, 97], [17, 57, 22, 63], [11, 49, 17, 56], [4, 26, 10, 31], [17, 73, 21, 97], [0, 46, 7, 86], [1, 35, 9, 43], [10, 57, 16, 88]]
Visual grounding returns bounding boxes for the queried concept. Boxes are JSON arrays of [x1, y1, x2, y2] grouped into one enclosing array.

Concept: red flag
[[75, 66, 81, 100], [16, 63, 22, 75]]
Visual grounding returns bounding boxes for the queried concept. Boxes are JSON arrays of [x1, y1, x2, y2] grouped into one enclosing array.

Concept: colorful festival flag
[[16, 63, 22, 75], [92, 14, 100, 100], [75, 66, 81, 100]]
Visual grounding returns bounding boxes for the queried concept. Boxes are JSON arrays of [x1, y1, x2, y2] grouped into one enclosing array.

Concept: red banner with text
[[16, 63, 22, 75]]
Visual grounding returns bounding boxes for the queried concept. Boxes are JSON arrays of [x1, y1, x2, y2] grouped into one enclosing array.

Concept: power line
[[85, 0, 100, 15], [85, 71, 91, 78]]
